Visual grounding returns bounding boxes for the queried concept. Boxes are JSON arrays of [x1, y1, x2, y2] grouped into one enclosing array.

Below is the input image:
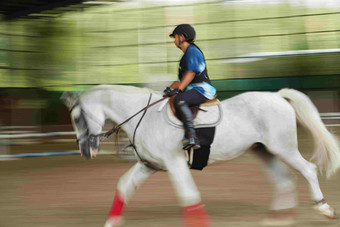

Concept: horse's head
[[61, 92, 103, 159]]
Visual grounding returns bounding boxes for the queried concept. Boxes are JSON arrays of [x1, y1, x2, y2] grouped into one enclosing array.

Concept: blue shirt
[[178, 45, 216, 99]]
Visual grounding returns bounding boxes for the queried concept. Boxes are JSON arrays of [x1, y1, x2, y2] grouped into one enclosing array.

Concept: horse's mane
[[81, 84, 161, 98]]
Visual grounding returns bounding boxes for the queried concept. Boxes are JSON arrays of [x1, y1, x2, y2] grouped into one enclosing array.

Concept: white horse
[[61, 85, 340, 227]]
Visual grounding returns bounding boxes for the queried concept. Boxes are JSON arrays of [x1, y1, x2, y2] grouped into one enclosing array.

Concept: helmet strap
[[178, 36, 182, 49], [178, 34, 186, 49]]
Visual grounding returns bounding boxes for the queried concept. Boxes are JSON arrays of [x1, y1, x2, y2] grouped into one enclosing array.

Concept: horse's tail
[[278, 88, 340, 178]]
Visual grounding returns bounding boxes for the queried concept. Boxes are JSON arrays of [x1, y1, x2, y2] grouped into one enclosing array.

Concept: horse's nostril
[[79, 145, 91, 159]]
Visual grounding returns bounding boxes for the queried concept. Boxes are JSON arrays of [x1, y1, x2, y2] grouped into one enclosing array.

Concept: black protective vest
[[178, 44, 212, 85]]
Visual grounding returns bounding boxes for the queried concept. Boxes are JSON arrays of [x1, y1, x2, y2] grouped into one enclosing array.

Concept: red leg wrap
[[182, 202, 211, 227], [108, 190, 124, 217]]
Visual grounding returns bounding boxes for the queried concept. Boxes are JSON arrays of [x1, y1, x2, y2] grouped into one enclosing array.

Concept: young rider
[[163, 24, 216, 150]]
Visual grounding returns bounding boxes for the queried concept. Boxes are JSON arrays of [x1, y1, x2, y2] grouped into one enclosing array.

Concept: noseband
[[70, 100, 103, 146]]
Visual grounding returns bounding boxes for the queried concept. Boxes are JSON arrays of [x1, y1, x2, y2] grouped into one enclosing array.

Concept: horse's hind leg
[[253, 145, 298, 226], [164, 154, 210, 227], [104, 162, 156, 227], [267, 141, 337, 219], [253, 145, 297, 211]]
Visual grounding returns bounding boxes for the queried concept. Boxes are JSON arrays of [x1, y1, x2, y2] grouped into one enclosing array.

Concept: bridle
[[72, 93, 167, 170], [71, 102, 101, 146], [72, 94, 167, 165]]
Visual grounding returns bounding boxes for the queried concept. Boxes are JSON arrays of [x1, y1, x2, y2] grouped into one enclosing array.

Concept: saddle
[[160, 95, 222, 129], [168, 95, 219, 120]]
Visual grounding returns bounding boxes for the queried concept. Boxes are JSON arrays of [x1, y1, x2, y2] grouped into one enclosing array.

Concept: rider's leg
[[174, 89, 206, 150], [104, 162, 156, 227], [175, 100, 200, 150]]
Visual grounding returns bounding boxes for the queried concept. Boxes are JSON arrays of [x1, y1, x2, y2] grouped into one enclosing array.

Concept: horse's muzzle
[[79, 135, 100, 159], [79, 140, 91, 159]]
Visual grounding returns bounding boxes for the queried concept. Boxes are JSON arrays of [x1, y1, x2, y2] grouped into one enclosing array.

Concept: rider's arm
[[170, 71, 195, 91]]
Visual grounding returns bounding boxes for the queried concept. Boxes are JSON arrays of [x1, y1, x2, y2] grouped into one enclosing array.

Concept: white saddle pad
[[160, 100, 223, 129]]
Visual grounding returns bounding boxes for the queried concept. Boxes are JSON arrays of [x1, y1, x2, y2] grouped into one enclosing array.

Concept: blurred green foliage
[[0, 1, 340, 91]]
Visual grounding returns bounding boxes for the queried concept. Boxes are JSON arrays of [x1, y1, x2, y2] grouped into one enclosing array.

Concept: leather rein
[[99, 95, 167, 141]]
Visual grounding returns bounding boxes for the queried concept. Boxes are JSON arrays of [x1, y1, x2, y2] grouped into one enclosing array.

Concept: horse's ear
[[60, 92, 79, 110]]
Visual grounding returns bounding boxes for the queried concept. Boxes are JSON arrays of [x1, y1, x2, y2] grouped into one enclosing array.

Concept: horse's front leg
[[104, 162, 156, 227], [165, 152, 211, 227]]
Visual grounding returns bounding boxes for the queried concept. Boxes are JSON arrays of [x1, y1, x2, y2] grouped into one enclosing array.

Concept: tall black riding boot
[[176, 101, 200, 150]]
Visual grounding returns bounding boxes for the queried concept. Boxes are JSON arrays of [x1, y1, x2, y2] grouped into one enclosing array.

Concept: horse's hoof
[[104, 216, 123, 227], [313, 203, 338, 219], [182, 203, 211, 227], [260, 218, 295, 226], [261, 209, 297, 226]]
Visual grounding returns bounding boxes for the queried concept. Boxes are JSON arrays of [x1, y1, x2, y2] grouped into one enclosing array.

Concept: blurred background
[[1, 0, 339, 128], [0, 1, 340, 226]]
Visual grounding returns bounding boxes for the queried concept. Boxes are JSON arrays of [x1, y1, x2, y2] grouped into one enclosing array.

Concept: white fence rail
[[0, 113, 338, 159], [0, 113, 339, 140]]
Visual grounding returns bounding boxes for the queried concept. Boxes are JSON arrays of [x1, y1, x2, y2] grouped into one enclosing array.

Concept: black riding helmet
[[169, 24, 196, 43]]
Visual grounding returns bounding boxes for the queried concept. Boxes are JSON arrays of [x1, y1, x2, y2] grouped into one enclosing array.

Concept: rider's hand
[[163, 87, 171, 94], [163, 87, 182, 97]]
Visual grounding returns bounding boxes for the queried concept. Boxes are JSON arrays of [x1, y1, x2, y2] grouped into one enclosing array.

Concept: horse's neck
[[102, 90, 153, 134]]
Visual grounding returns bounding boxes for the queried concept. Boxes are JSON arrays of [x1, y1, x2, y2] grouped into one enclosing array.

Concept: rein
[[99, 95, 167, 140], [101, 93, 167, 171]]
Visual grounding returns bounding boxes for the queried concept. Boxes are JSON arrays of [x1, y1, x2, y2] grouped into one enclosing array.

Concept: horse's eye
[[74, 112, 84, 124], [74, 116, 81, 123]]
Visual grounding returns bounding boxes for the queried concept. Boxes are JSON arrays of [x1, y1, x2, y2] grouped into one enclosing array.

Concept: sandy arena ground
[[0, 127, 339, 227]]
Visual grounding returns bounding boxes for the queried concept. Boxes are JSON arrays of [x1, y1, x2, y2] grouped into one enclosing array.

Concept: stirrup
[[182, 137, 200, 150]]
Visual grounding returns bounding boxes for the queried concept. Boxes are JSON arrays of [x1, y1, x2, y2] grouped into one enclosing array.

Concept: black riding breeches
[[173, 88, 207, 107]]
